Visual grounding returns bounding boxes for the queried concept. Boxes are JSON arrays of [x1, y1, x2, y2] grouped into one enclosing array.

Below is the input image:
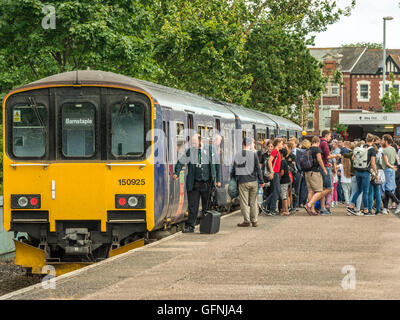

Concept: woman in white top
[[339, 159, 352, 206]]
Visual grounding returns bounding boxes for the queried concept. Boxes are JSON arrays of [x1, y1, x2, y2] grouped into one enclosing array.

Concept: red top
[[319, 138, 330, 167], [270, 149, 281, 173]]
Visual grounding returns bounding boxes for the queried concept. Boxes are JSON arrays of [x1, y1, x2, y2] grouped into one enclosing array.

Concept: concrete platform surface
[[3, 205, 400, 300]]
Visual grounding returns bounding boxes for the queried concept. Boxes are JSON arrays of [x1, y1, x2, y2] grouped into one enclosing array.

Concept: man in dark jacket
[[173, 134, 222, 233], [231, 137, 264, 227]]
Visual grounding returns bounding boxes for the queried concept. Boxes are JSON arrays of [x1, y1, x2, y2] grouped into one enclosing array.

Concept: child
[[339, 159, 352, 207], [331, 164, 338, 207]]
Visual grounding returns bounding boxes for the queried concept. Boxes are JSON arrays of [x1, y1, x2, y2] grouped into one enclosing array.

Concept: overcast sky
[[312, 0, 400, 48]]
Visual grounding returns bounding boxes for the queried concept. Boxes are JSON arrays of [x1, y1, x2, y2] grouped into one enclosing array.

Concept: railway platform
[[2, 205, 400, 300]]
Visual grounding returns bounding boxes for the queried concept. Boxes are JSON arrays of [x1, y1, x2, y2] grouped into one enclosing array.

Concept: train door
[[169, 110, 188, 222], [161, 110, 173, 222]]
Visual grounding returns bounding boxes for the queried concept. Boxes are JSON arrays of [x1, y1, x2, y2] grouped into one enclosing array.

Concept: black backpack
[[299, 149, 314, 172]]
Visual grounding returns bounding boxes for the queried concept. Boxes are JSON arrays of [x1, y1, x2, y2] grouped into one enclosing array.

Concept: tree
[[381, 73, 400, 112], [0, 0, 156, 96], [341, 42, 382, 49], [0, 0, 355, 122]]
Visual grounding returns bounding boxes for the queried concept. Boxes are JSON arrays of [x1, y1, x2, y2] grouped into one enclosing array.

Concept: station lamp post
[[382, 16, 394, 97]]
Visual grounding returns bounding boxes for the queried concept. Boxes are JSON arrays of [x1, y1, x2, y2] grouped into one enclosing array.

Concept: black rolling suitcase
[[200, 181, 221, 234]]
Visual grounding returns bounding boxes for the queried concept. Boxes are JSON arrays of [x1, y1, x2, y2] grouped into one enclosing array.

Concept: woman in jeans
[[381, 134, 400, 214], [347, 133, 377, 216], [369, 143, 383, 215]]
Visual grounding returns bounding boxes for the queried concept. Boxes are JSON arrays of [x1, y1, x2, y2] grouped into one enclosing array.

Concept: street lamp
[[383, 16, 394, 98]]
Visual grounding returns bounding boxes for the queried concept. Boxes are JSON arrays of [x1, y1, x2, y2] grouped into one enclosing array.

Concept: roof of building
[[309, 47, 366, 72], [310, 47, 400, 75], [351, 49, 400, 74]]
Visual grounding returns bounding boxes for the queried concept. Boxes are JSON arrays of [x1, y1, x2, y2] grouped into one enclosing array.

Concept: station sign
[[339, 112, 400, 125]]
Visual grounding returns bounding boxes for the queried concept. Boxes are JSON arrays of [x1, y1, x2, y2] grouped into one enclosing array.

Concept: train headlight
[[115, 194, 146, 209], [128, 196, 138, 207], [18, 196, 28, 207], [11, 194, 41, 209]]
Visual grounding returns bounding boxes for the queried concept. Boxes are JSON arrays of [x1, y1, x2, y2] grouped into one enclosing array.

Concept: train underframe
[[10, 211, 151, 275]]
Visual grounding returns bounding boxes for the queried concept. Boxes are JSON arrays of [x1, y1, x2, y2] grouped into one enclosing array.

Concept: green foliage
[[341, 42, 382, 49], [381, 74, 400, 113], [0, 0, 355, 122]]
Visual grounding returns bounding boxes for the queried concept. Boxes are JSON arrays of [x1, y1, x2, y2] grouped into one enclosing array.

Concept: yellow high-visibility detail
[[108, 238, 145, 258]]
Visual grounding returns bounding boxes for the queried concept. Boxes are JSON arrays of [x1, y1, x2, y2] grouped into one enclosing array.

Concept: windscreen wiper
[[28, 96, 48, 140], [111, 96, 129, 135]]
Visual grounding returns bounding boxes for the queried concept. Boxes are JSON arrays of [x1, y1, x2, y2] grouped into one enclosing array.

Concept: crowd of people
[[174, 130, 400, 232], [232, 130, 400, 227]]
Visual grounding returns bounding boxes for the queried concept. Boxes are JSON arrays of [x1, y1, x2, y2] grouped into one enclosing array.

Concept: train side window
[[198, 125, 213, 143], [176, 122, 185, 158], [163, 121, 170, 163], [12, 104, 47, 157], [111, 102, 145, 157], [62, 102, 96, 157]]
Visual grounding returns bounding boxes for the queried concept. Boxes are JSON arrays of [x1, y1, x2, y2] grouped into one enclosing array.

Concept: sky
[[312, 0, 400, 48]]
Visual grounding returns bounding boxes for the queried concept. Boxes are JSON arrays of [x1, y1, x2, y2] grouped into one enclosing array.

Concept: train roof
[[12, 70, 301, 131]]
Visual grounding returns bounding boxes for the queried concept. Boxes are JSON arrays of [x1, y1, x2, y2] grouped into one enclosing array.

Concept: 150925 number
[[118, 179, 145, 186]]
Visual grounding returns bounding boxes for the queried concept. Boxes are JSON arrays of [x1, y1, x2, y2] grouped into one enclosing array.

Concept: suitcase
[[200, 210, 221, 234]]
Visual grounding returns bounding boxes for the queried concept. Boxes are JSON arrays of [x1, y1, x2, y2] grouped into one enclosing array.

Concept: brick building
[[307, 47, 400, 140]]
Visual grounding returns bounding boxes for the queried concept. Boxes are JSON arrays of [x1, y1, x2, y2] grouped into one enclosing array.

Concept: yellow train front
[[2, 71, 162, 275]]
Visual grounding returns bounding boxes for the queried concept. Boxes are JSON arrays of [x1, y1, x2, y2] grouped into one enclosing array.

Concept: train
[[2, 70, 302, 275]]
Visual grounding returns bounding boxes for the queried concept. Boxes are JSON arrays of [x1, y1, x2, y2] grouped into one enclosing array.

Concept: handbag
[[264, 152, 279, 181], [375, 169, 386, 185], [228, 177, 239, 198]]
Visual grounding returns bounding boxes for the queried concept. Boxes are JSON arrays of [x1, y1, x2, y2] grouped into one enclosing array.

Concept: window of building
[[331, 83, 339, 96], [357, 81, 370, 101], [12, 104, 47, 158], [62, 102, 95, 157]]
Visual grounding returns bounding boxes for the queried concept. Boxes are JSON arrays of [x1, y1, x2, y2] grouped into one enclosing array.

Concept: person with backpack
[[347, 133, 377, 216], [231, 137, 264, 227], [262, 138, 284, 215], [381, 134, 400, 215], [298, 139, 311, 207], [302, 136, 326, 216]]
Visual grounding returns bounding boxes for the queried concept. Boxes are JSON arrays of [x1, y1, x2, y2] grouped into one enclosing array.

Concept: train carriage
[[2, 70, 301, 275]]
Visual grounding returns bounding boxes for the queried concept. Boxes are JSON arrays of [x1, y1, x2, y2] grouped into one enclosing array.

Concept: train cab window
[[111, 102, 145, 156], [62, 102, 95, 157], [12, 104, 47, 157]]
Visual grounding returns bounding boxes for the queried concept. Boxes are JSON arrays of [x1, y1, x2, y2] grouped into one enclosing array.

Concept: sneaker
[[374, 211, 382, 215], [251, 221, 259, 227], [363, 211, 375, 216], [331, 202, 335, 208], [346, 207, 357, 215], [382, 208, 388, 215], [355, 211, 364, 216], [320, 208, 330, 215]]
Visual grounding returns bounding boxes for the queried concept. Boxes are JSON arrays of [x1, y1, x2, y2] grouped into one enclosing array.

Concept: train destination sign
[[64, 118, 93, 126]]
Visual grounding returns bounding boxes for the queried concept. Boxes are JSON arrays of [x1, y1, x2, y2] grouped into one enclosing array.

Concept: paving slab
[[2, 205, 400, 300]]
